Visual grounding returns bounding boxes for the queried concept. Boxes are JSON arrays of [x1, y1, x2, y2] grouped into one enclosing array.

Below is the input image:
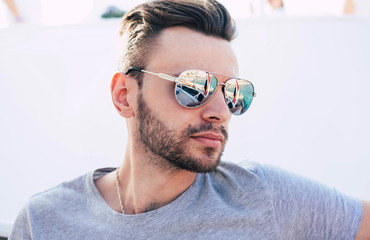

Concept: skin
[[96, 26, 237, 214], [97, 26, 369, 237], [343, 0, 355, 14], [356, 200, 370, 240], [268, 0, 283, 9], [3, 0, 21, 18]]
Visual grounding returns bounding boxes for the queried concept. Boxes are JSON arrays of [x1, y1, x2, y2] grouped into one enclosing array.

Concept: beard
[[136, 92, 228, 173]]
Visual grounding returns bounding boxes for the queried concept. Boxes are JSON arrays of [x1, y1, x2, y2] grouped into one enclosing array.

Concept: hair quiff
[[118, 0, 236, 87]]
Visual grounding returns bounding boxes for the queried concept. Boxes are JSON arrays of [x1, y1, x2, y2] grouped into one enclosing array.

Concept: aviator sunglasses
[[125, 67, 256, 116]]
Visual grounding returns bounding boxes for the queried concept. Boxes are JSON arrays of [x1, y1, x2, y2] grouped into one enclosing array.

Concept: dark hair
[[118, 0, 236, 87]]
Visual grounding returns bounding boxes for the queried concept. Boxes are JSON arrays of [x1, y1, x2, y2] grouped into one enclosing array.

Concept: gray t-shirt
[[10, 161, 362, 239]]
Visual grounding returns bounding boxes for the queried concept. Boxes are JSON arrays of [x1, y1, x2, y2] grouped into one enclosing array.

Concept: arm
[[355, 200, 370, 240]]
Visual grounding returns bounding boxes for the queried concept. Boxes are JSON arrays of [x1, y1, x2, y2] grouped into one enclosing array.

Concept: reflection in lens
[[175, 71, 217, 108], [225, 79, 254, 115]]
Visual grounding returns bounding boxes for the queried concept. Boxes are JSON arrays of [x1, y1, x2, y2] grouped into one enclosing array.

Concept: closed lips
[[191, 132, 224, 142]]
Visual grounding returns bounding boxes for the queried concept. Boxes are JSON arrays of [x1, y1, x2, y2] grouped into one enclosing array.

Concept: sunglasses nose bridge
[[201, 83, 232, 120], [209, 82, 230, 110], [216, 82, 227, 99]]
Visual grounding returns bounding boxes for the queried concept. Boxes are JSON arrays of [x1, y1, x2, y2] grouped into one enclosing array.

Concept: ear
[[110, 72, 135, 118]]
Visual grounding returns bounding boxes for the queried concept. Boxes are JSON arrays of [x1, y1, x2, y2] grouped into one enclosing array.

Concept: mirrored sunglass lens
[[224, 79, 254, 115], [175, 70, 217, 108]]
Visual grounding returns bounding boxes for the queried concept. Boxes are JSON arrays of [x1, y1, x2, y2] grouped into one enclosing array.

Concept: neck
[[120, 144, 197, 214], [95, 139, 197, 215]]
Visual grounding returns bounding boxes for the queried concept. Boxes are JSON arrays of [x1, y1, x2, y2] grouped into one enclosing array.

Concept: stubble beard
[[136, 92, 228, 173]]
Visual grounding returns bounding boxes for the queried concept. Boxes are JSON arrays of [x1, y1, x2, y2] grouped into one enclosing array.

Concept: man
[[3, 0, 23, 22], [10, 0, 369, 239]]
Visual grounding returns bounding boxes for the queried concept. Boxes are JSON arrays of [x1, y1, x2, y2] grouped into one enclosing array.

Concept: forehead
[[146, 27, 239, 78]]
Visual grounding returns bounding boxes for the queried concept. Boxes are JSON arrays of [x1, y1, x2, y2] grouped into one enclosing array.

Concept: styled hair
[[118, 0, 236, 87]]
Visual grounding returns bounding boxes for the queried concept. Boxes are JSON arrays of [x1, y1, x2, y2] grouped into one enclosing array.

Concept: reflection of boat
[[176, 73, 212, 107], [175, 85, 205, 106], [180, 75, 210, 94]]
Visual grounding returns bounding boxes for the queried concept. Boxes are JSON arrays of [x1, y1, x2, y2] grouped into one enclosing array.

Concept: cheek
[[142, 81, 206, 130], [162, 85, 180, 111], [146, 82, 182, 113]]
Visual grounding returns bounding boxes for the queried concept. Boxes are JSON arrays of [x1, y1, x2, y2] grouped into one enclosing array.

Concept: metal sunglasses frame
[[124, 67, 256, 113]]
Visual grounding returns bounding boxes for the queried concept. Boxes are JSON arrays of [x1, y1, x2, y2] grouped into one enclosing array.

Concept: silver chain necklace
[[115, 166, 125, 214]]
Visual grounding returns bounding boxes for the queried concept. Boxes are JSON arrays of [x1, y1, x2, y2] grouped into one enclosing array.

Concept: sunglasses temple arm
[[141, 69, 178, 83]]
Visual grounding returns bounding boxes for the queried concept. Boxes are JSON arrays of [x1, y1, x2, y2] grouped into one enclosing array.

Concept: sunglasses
[[125, 67, 256, 116]]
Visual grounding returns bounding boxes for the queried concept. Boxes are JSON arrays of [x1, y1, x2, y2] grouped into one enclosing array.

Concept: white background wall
[[0, 17, 369, 236], [2, 0, 370, 27]]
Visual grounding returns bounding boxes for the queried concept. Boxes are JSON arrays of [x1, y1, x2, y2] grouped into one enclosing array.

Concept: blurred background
[[1, 0, 370, 27], [1, 0, 370, 238]]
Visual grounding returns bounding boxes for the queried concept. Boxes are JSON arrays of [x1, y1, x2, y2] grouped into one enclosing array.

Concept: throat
[[142, 202, 162, 213], [123, 201, 165, 214]]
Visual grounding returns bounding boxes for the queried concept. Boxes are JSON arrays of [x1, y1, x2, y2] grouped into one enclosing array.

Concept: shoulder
[[214, 160, 280, 185], [25, 172, 90, 214], [219, 160, 322, 191], [215, 161, 363, 238], [10, 168, 116, 238], [23, 167, 117, 215], [27, 167, 114, 207], [212, 160, 299, 194], [216, 160, 264, 177], [209, 160, 272, 200], [10, 171, 92, 239]]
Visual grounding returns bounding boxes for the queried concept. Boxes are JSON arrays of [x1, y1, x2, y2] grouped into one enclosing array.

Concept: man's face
[[134, 27, 239, 172]]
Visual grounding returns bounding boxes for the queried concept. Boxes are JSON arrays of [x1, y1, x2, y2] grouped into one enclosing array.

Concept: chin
[[170, 148, 223, 173], [193, 159, 221, 173]]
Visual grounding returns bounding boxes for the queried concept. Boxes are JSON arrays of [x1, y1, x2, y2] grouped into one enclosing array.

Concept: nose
[[200, 86, 231, 123]]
